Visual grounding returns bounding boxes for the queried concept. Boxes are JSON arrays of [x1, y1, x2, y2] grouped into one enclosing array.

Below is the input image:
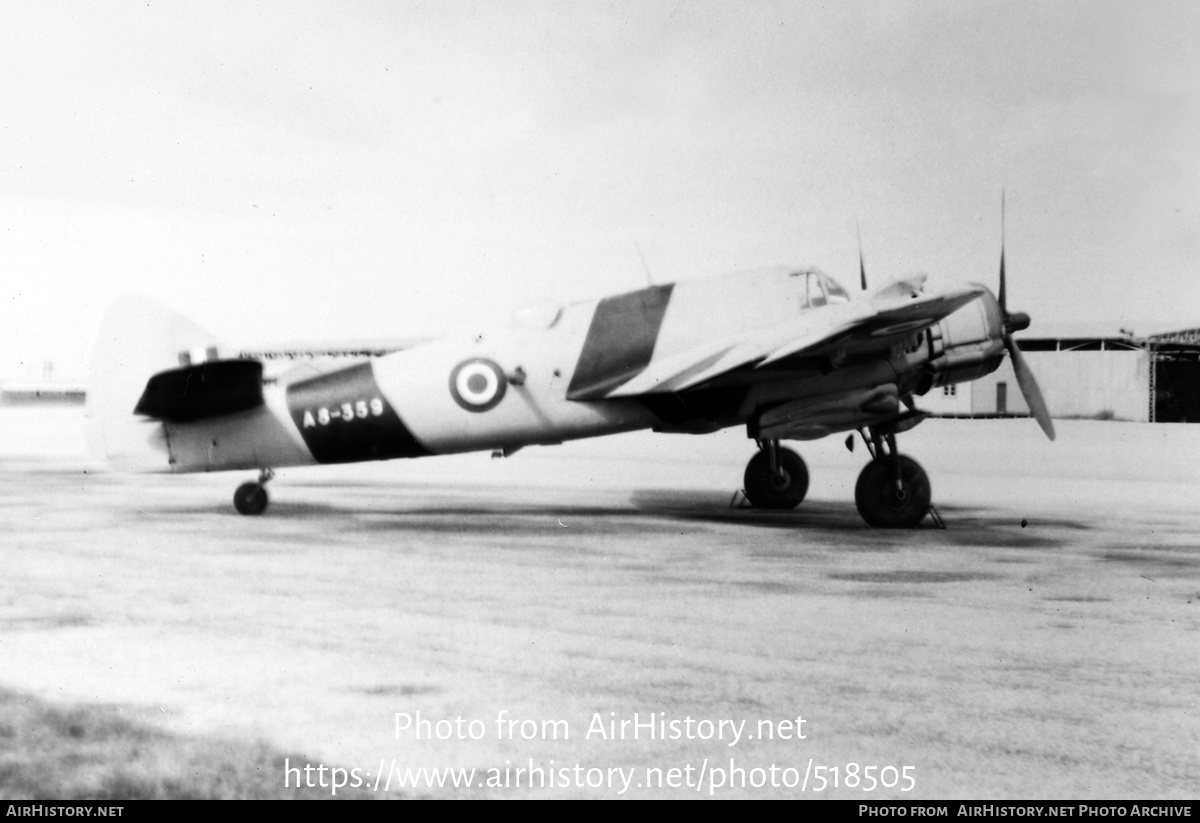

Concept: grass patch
[[0, 689, 381, 800]]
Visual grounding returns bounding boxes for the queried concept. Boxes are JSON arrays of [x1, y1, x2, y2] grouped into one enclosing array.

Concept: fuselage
[[145, 267, 1005, 473]]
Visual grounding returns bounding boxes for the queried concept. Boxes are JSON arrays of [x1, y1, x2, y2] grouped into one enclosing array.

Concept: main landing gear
[[233, 468, 273, 516], [853, 428, 930, 529], [742, 440, 809, 510], [741, 428, 931, 528]]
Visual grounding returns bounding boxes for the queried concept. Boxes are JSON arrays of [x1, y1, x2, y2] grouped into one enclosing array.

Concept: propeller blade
[[992, 191, 1052, 441], [1005, 335, 1055, 441], [997, 190, 1007, 314]]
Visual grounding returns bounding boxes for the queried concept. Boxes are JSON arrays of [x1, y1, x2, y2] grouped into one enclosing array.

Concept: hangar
[[922, 326, 1200, 423], [0, 381, 86, 406]]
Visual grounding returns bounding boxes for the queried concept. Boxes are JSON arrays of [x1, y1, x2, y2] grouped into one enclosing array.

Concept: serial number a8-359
[[301, 398, 385, 428]]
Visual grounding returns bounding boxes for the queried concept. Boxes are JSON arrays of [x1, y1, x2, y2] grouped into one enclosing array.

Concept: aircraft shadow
[[143, 487, 1091, 550]]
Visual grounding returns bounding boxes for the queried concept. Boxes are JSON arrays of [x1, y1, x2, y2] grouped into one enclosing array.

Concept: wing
[[758, 280, 986, 365], [570, 278, 984, 400]]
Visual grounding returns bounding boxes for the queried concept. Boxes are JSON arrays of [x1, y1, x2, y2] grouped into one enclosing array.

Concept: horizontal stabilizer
[[134, 359, 264, 422]]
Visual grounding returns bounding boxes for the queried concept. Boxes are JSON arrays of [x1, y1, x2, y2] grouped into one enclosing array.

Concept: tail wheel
[[233, 482, 268, 516], [854, 455, 930, 528], [743, 448, 809, 510]]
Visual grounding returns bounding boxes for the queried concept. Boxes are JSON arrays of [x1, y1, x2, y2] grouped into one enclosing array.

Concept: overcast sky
[[2, 0, 1197, 380]]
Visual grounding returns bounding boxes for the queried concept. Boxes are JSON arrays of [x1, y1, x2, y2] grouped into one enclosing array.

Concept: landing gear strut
[[233, 468, 273, 516], [743, 440, 809, 510], [853, 428, 930, 528]]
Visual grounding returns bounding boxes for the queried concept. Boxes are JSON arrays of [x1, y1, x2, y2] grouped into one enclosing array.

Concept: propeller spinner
[[997, 193, 1055, 441]]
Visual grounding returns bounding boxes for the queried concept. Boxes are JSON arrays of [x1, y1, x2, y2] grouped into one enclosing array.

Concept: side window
[[795, 274, 810, 310], [822, 274, 851, 304], [807, 273, 827, 307]]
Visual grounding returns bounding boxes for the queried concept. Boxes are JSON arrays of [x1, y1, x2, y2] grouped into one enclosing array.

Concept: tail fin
[[86, 296, 226, 471]]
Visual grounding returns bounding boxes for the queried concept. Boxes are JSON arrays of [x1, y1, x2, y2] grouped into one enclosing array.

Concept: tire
[[743, 448, 809, 510], [854, 456, 930, 528], [233, 482, 268, 516]]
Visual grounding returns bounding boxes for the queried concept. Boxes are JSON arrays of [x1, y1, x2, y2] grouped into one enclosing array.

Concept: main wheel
[[854, 455, 930, 528], [743, 448, 809, 510], [233, 482, 268, 516]]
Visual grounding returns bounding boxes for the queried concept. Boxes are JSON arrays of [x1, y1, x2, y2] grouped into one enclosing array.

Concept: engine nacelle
[[925, 288, 1006, 389]]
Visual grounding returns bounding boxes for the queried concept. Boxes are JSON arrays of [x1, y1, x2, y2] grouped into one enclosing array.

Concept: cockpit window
[[794, 269, 851, 310], [821, 274, 851, 304], [807, 273, 827, 307]]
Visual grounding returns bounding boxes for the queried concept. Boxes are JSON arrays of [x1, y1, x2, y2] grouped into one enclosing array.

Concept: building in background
[[0, 360, 87, 406], [922, 325, 1200, 423]]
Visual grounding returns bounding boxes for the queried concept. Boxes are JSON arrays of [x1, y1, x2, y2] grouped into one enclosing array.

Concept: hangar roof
[[1019, 322, 1200, 353]]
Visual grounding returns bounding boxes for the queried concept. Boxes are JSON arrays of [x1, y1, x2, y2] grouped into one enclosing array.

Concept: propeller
[[996, 192, 1055, 441]]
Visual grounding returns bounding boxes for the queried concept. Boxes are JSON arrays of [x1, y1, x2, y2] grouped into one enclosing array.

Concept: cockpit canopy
[[793, 269, 851, 309]]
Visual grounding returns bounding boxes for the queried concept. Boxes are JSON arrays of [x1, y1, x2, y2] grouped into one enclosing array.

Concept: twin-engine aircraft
[[87, 231, 1053, 528]]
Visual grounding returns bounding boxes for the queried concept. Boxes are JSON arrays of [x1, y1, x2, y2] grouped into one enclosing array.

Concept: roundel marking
[[449, 358, 507, 412]]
